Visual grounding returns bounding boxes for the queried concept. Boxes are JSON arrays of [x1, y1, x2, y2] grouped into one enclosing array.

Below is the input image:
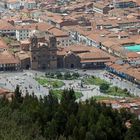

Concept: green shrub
[[56, 72, 63, 79], [100, 83, 110, 92], [72, 72, 79, 78], [64, 72, 72, 80]]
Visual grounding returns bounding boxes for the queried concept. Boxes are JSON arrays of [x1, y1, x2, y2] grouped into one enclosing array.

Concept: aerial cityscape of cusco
[[0, 0, 140, 139]]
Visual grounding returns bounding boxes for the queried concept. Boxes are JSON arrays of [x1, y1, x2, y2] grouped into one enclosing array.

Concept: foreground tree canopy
[[0, 85, 140, 140]]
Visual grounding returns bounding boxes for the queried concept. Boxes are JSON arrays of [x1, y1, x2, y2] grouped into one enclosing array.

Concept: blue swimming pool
[[124, 44, 140, 52]]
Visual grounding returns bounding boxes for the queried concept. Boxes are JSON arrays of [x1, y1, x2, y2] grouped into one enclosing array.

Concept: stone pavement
[[0, 69, 139, 101]]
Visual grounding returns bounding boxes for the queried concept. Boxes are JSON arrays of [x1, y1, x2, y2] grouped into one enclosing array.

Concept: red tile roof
[[0, 51, 19, 64]]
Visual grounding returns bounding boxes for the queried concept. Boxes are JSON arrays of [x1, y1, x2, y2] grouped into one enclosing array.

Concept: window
[[33, 57, 36, 60], [51, 43, 55, 47]]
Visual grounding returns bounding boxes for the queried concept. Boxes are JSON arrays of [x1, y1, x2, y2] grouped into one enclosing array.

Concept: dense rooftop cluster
[[0, 0, 139, 82]]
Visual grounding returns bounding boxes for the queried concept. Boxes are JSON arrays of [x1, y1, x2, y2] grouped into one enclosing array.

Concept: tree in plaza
[[123, 88, 128, 92], [50, 72, 54, 78], [114, 86, 118, 92], [45, 72, 49, 77], [56, 72, 63, 79], [64, 72, 71, 80], [99, 83, 109, 92], [91, 75, 95, 79], [72, 72, 79, 79]]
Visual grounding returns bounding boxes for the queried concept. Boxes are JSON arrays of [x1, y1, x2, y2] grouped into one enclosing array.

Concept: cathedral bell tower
[[30, 35, 39, 70], [48, 36, 57, 69]]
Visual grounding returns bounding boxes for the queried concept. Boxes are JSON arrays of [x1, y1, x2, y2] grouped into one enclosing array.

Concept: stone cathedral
[[30, 34, 57, 70]]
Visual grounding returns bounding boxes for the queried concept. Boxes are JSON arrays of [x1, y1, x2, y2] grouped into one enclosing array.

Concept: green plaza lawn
[[83, 76, 108, 86], [83, 76, 134, 98], [51, 89, 83, 99], [36, 77, 65, 88], [105, 86, 134, 97]]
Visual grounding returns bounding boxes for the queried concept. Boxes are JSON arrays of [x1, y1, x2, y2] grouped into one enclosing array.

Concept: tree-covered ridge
[[0, 86, 139, 140]]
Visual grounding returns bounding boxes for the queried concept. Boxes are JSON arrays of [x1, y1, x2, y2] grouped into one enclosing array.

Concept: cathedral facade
[[30, 35, 57, 70]]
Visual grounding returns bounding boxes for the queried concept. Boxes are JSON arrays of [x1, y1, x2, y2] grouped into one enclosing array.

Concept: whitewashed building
[[16, 26, 30, 41], [7, 0, 20, 10]]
